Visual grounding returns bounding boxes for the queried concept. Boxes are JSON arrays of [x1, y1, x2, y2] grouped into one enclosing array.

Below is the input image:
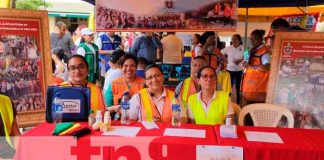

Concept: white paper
[[102, 126, 141, 137], [244, 131, 284, 143], [141, 121, 159, 130], [196, 145, 243, 160], [164, 128, 206, 138], [220, 125, 237, 138]]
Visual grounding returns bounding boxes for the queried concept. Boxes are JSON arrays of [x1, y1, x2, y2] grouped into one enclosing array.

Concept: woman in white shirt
[[221, 34, 244, 104]]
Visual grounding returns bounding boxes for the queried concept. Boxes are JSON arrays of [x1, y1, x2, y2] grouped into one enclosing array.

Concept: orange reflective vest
[[0, 95, 14, 148], [188, 91, 228, 125], [203, 48, 221, 70], [111, 76, 145, 105], [179, 78, 197, 108], [242, 45, 271, 93], [61, 82, 105, 113], [139, 88, 174, 122]]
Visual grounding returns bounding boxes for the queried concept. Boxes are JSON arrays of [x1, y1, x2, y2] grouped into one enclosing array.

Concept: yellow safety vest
[[0, 95, 14, 148], [179, 78, 197, 109], [139, 88, 174, 122], [188, 91, 228, 125]]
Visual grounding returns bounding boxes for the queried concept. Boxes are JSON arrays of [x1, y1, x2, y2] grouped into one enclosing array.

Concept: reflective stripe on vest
[[0, 95, 14, 148], [139, 88, 174, 122], [188, 91, 228, 125], [179, 78, 196, 108], [249, 46, 271, 66], [111, 77, 145, 105]]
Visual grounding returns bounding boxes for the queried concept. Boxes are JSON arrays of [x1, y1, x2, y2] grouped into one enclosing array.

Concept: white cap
[[81, 28, 94, 36]]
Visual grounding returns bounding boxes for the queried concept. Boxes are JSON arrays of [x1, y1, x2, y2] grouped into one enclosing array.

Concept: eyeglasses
[[200, 74, 216, 80], [68, 63, 86, 71], [145, 74, 163, 81]]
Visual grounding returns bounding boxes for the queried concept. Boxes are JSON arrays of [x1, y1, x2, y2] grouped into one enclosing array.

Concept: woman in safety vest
[[187, 66, 234, 125], [129, 64, 186, 123], [76, 28, 99, 83], [242, 29, 271, 99], [62, 55, 105, 113], [105, 54, 145, 119], [0, 95, 21, 158]]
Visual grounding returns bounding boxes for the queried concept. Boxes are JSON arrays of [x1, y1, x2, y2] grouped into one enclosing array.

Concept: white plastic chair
[[239, 103, 294, 128]]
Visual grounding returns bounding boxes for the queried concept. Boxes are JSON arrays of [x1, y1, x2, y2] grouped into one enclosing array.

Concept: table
[[14, 121, 216, 160], [214, 125, 324, 160]]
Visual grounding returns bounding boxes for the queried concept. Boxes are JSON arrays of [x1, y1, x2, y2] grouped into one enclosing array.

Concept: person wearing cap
[[129, 64, 186, 123], [76, 28, 99, 83], [102, 50, 124, 93], [187, 66, 234, 125], [50, 21, 75, 58], [105, 54, 145, 120]]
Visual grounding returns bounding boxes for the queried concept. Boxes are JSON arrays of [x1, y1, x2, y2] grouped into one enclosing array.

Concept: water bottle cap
[[174, 94, 179, 98], [123, 92, 129, 96], [89, 109, 94, 114]]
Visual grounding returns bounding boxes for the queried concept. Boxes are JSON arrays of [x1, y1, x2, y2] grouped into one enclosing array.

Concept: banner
[[0, 9, 52, 127], [96, 0, 237, 32], [278, 12, 321, 32], [267, 32, 324, 129]]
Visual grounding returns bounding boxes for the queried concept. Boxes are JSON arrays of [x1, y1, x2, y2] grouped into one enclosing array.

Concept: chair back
[[239, 103, 294, 128], [232, 103, 241, 125]]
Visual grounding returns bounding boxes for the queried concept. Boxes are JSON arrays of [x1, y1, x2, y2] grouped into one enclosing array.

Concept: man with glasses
[[187, 66, 234, 125], [175, 56, 207, 108]]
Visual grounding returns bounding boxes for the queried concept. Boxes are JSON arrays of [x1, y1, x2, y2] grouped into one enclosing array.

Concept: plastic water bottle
[[172, 94, 181, 126], [52, 94, 63, 123], [121, 92, 130, 125]]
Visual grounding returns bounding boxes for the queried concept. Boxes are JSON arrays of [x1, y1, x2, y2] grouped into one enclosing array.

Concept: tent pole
[[244, 7, 249, 50]]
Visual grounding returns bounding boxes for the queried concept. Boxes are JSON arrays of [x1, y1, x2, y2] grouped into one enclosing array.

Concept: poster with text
[[267, 32, 324, 129], [0, 9, 51, 127], [96, 0, 237, 32]]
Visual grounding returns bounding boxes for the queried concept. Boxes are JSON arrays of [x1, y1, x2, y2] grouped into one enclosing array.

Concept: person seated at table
[[61, 55, 105, 113], [129, 64, 187, 123], [105, 54, 145, 119], [175, 56, 207, 108], [187, 66, 234, 125], [136, 57, 148, 78], [0, 94, 21, 158]]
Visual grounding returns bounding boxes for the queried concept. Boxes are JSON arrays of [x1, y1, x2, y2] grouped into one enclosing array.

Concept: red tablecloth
[[214, 125, 324, 160], [14, 121, 216, 160]]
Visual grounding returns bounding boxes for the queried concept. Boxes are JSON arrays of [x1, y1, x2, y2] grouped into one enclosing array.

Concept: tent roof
[[239, 0, 324, 8]]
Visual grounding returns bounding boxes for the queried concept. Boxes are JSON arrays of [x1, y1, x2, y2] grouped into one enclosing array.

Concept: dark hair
[[55, 21, 65, 29], [137, 57, 149, 66], [52, 59, 56, 73], [80, 37, 85, 43], [200, 31, 216, 45], [67, 55, 89, 70], [271, 18, 290, 30], [110, 49, 125, 64], [197, 66, 216, 79], [251, 29, 265, 40], [144, 64, 163, 78], [121, 54, 138, 66], [193, 34, 201, 43], [54, 49, 65, 60], [232, 34, 242, 45], [192, 56, 207, 62]]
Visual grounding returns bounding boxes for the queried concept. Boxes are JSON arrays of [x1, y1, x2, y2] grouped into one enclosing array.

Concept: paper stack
[[220, 125, 237, 138]]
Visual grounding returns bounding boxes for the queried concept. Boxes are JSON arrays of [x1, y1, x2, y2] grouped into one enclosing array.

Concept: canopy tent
[[238, 5, 324, 16]]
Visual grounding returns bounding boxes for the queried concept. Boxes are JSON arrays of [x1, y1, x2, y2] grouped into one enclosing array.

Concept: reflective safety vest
[[242, 45, 271, 93], [60, 82, 105, 113], [188, 91, 228, 125], [191, 43, 202, 58], [78, 43, 99, 83], [111, 76, 145, 105], [179, 78, 197, 108], [203, 48, 221, 70], [0, 95, 14, 148], [99, 34, 121, 61], [139, 88, 174, 122]]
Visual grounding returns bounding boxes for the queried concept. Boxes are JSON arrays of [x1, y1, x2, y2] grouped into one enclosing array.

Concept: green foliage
[[16, 0, 52, 10]]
